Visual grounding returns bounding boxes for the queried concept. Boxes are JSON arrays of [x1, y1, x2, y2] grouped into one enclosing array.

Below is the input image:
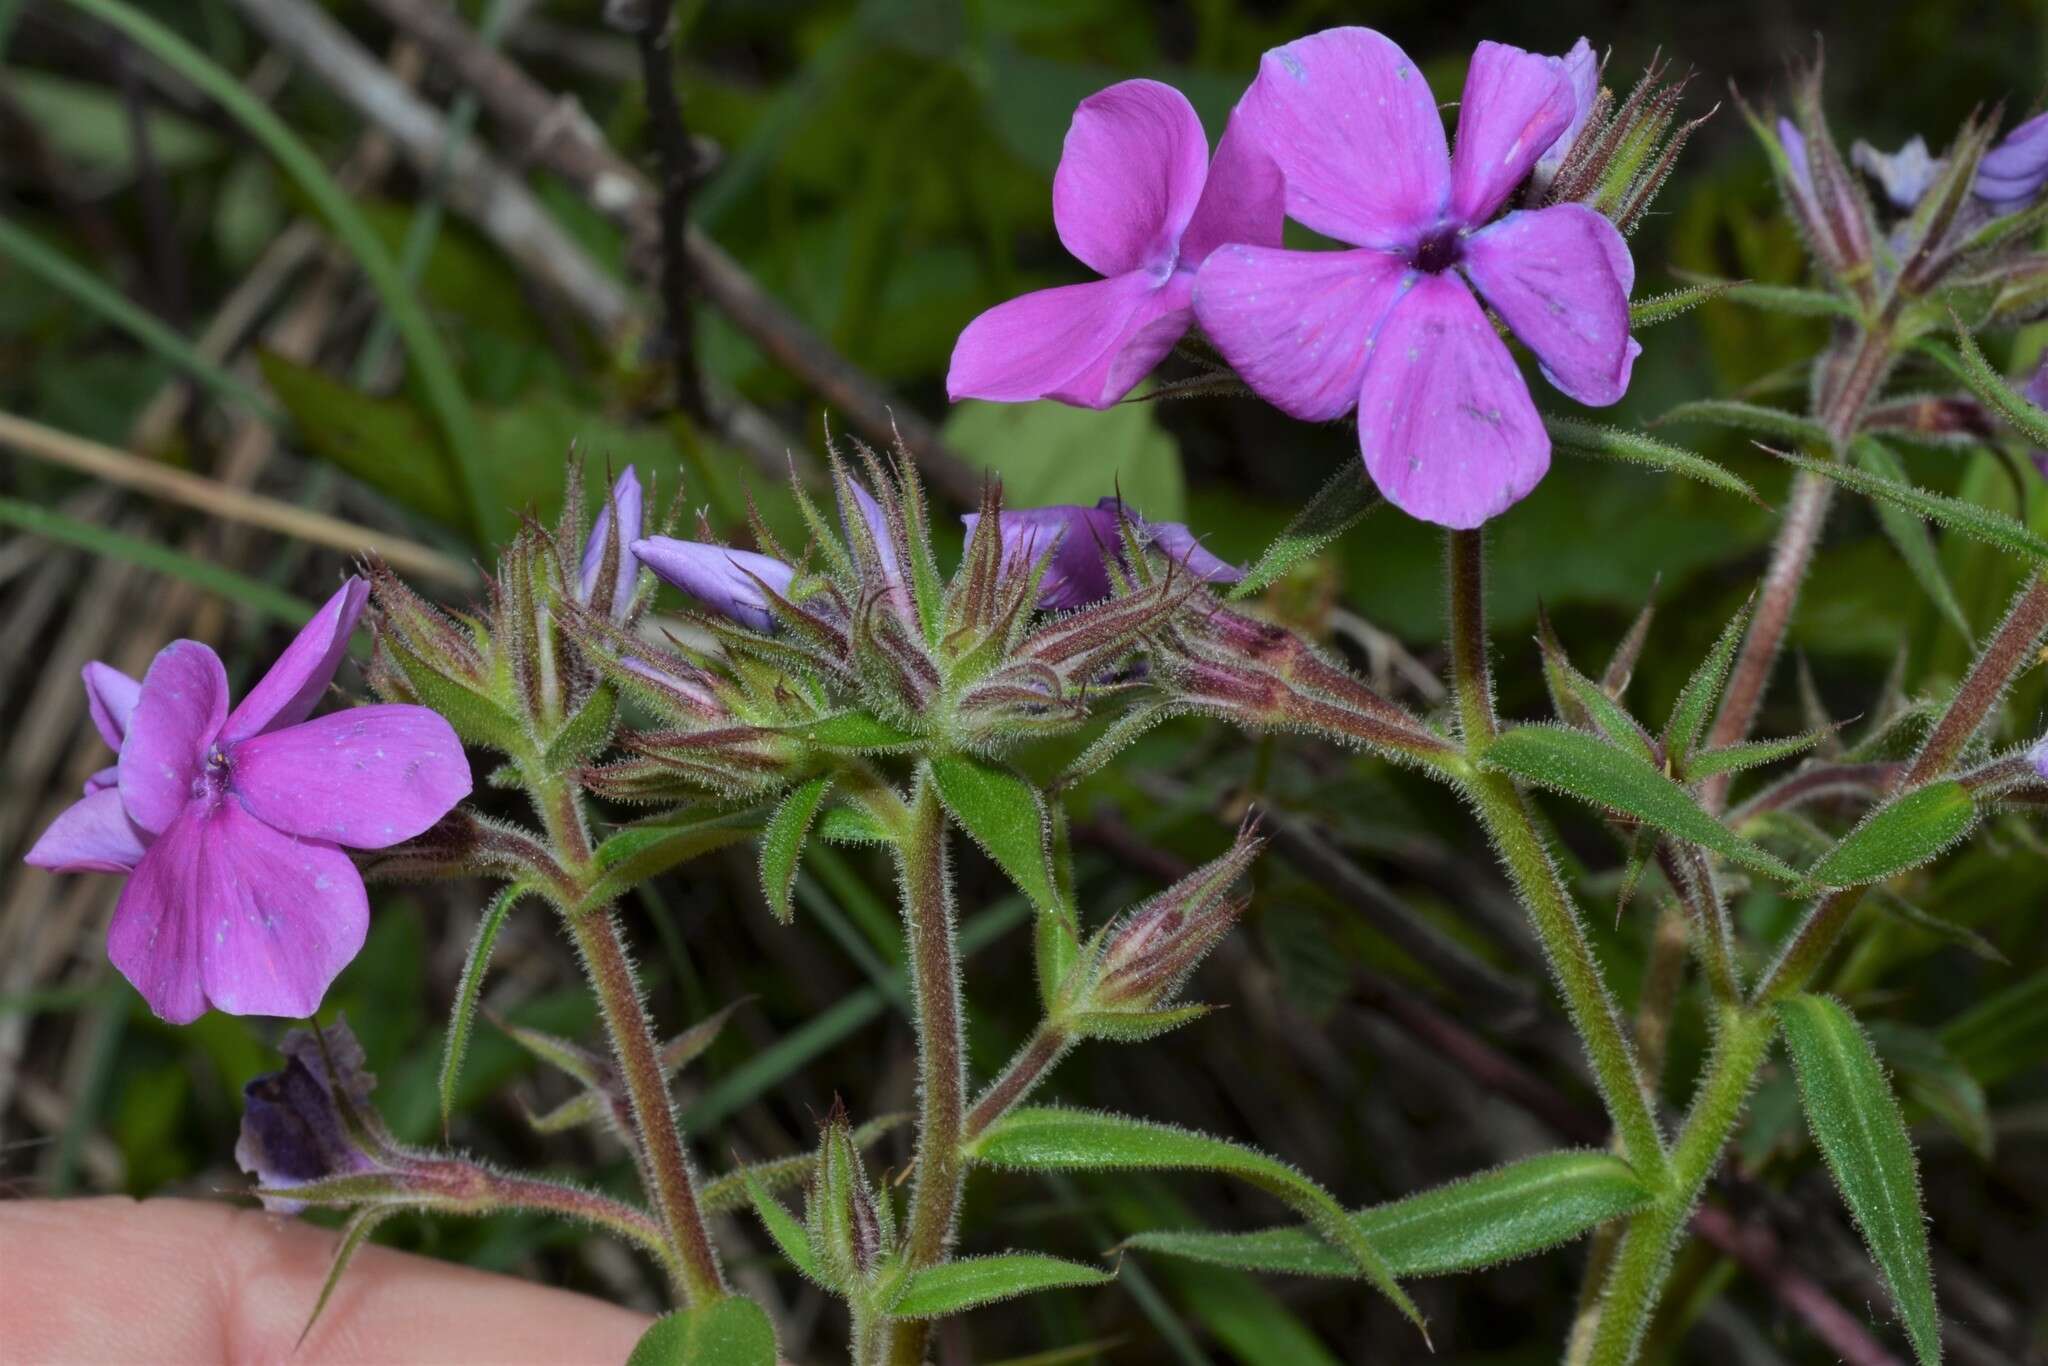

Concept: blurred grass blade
[[1545, 415, 1760, 503], [0, 217, 276, 420], [0, 496, 311, 623], [1854, 438, 1973, 640], [68, 0, 492, 543], [1125, 1150, 1653, 1279], [1229, 462, 1381, 600], [1778, 994, 1942, 1366], [1940, 973, 2048, 1087], [1767, 446, 2048, 565]]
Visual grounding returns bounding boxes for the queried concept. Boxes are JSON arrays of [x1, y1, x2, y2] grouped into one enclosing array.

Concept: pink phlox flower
[[25, 578, 472, 1023]]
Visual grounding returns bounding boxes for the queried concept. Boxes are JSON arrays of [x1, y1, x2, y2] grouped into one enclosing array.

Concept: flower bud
[[633, 535, 797, 633], [1976, 110, 2048, 214], [578, 466, 645, 624], [805, 1099, 894, 1288]]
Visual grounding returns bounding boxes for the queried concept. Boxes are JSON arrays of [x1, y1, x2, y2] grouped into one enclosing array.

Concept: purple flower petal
[[82, 661, 141, 752], [1135, 518, 1243, 585], [2031, 734, 2048, 780], [579, 467, 644, 622], [118, 640, 228, 836], [633, 536, 798, 633], [947, 272, 1168, 409], [963, 504, 1124, 610], [230, 704, 472, 850], [1449, 41, 1577, 225], [1046, 275, 1196, 409], [1237, 27, 1450, 250], [1179, 105, 1287, 265], [107, 801, 367, 1023], [84, 765, 119, 796], [2024, 354, 2048, 411], [1530, 38, 1600, 194], [220, 578, 369, 745], [24, 788, 149, 874], [1053, 79, 1210, 279], [1194, 244, 1411, 421], [1461, 204, 1638, 406], [1355, 273, 1549, 529], [236, 1015, 384, 1213], [1978, 110, 2048, 210]]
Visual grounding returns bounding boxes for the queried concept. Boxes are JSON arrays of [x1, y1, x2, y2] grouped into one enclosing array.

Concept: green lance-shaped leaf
[[813, 802, 896, 847], [965, 1106, 1423, 1335], [1777, 994, 1942, 1366], [1664, 594, 1752, 765], [625, 1297, 778, 1366], [1806, 780, 1978, 888], [1681, 727, 1835, 781], [776, 710, 922, 753], [740, 1165, 825, 1284], [885, 1252, 1114, 1319], [438, 883, 534, 1133], [1124, 1150, 1654, 1279], [1628, 280, 1734, 329], [1917, 329, 2048, 448], [1229, 462, 1382, 600], [1701, 277, 1861, 319], [1481, 725, 1802, 885], [699, 1115, 911, 1213], [1544, 414, 1761, 503], [759, 774, 834, 924], [1658, 399, 1829, 445], [928, 754, 1061, 916], [296, 1207, 395, 1348], [1535, 624, 1659, 764], [1768, 447, 2048, 566], [578, 808, 765, 911], [1854, 439, 1973, 640]]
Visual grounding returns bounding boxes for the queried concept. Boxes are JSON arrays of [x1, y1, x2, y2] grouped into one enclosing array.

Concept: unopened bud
[[805, 1099, 893, 1287]]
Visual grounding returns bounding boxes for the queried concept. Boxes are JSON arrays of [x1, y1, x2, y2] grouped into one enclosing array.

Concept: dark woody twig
[[359, 0, 984, 505], [608, 0, 706, 422]]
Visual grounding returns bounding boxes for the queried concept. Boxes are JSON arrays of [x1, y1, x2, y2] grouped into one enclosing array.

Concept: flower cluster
[[951, 28, 1652, 528]]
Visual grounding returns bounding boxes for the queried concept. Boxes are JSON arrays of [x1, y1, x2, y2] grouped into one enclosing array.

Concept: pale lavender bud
[[840, 477, 901, 586], [962, 500, 1241, 611], [1977, 110, 2048, 212], [1852, 135, 1944, 211], [2031, 733, 2048, 780], [632, 536, 796, 633], [578, 467, 644, 622]]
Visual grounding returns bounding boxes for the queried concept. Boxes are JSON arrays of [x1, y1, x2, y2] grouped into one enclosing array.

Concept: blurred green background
[[2, 1, 2047, 1362]]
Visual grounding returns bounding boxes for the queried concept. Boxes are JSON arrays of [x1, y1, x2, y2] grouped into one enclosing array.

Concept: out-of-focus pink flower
[[948, 78, 1283, 409], [1194, 29, 1638, 528], [24, 579, 472, 1024]]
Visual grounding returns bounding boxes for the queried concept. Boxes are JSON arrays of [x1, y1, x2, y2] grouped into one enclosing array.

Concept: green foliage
[[1771, 448, 2048, 565], [580, 811, 766, 911], [1126, 1151, 1654, 1279], [1480, 725, 1801, 884], [625, 1298, 777, 1366], [927, 754, 1061, 915], [1663, 595, 1751, 765], [1777, 994, 1942, 1366], [438, 883, 533, 1133], [1657, 399, 1827, 444], [941, 395, 1183, 520], [759, 775, 834, 923], [1854, 439, 1974, 640], [886, 1253, 1113, 1319], [1806, 781, 1979, 888], [1543, 414, 1760, 503], [1229, 463, 1381, 600], [966, 1106, 1422, 1333]]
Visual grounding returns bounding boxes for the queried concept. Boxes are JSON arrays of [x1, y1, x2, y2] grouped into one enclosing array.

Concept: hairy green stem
[[530, 771, 724, 1306], [888, 777, 966, 1366], [485, 1170, 681, 1275], [965, 1023, 1072, 1140], [1583, 1007, 1778, 1366], [1446, 530, 1669, 1187]]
